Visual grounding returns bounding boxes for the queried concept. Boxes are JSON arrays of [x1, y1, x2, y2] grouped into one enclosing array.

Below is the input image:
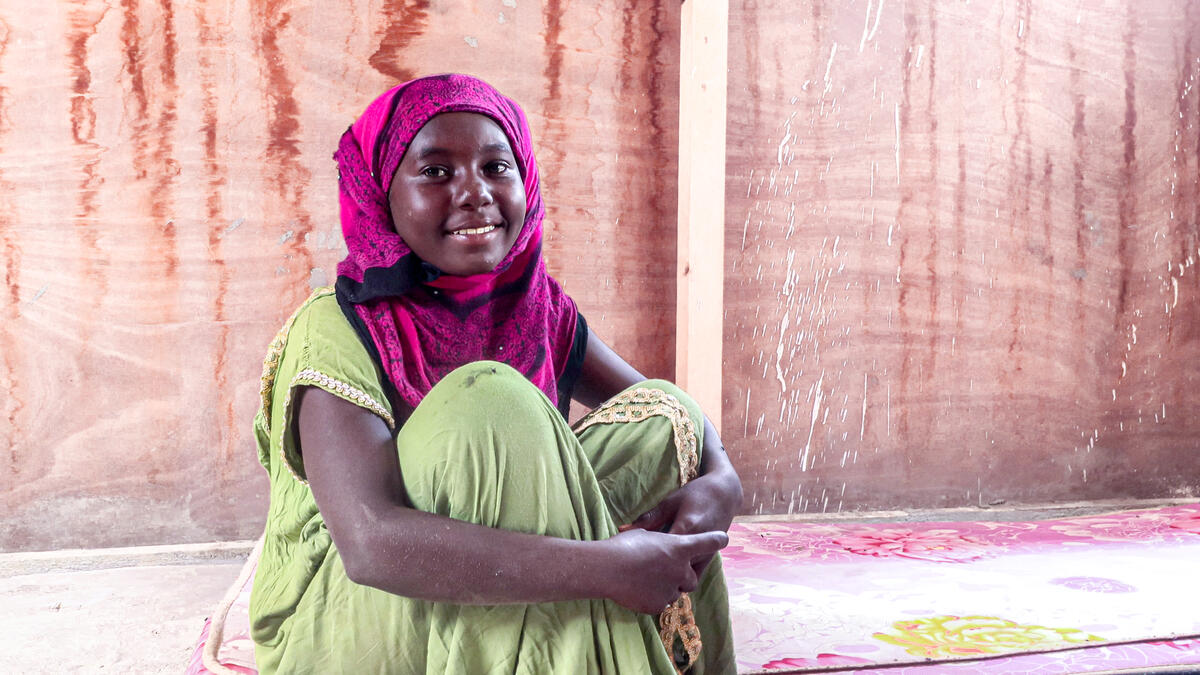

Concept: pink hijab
[[333, 74, 581, 413]]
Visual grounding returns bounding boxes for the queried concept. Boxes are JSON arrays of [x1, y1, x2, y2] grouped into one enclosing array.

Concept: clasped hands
[[604, 470, 741, 614]]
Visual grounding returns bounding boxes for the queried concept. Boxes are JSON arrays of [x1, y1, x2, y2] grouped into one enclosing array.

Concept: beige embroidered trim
[[572, 387, 704, 673], [276, 368, 396, 485], [572, 388, 699, 487], [258, 320, 293, 429], [292, 369, 395, 429], [257, 287, 334, 433], [659, 593, 703, 673]]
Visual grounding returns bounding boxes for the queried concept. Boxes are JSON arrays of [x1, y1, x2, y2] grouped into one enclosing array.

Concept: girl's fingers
[[681, 531, 729, 557], [668, 510, 706, 535], [678, 566, 699, 593], [630, 503, 671, 532]]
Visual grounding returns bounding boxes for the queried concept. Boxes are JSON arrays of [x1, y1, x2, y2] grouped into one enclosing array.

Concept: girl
[[250, 74, 741, 674]]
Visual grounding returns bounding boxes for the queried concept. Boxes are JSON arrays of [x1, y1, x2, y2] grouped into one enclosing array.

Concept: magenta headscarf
[[333, 74, 582, 414]]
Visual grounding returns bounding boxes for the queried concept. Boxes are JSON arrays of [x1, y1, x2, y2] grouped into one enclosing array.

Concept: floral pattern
[[875, 639, 1200, 674], [1049, 576, 1137, 593], [1148, 639, 1200, 650], [1047, 506, 1200, 543], [873, 615, 1105, 658], [1167, 512, 1200, 535], [722, 522, 844, 564], [833, 528, 993, 563], [762, 653, 873, 669], [722, 503, 1200, 672]]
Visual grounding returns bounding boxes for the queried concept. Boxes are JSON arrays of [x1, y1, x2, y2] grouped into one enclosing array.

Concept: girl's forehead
[[408, 111, 514, 152]]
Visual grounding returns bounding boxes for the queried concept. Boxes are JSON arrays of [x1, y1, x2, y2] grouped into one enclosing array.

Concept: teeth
[[454, 224, 497, 235]]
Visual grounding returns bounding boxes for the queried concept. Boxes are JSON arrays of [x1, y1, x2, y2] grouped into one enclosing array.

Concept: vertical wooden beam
[[677, 0, 728, 429]]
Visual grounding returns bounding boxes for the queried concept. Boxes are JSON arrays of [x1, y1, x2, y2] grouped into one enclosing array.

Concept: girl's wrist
[[698, 455, 741, 497], [690, 468, 744, 530], [569, 538, 621, 602]]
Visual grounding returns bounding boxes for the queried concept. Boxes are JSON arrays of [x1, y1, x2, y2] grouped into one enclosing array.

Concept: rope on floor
[[202, 533, 264, 675]]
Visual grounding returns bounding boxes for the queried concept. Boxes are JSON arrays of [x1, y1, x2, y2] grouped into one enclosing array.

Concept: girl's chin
[[437, 253, 508, 277], [436, 245, 518, 277]]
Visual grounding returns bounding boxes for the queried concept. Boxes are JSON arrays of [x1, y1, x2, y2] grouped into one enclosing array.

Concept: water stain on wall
[[921, 8, 940, 426], [895, 6, 916, 444], [538, 0, 568, 213], [196, 2, 236, 477], [3, 0, 684, 550], [1172, 4, 1199, 270], [369, 0, 430, 83], [613, 0, 676, 373], [255, 0, 313, 306], [69, 4, 109, 322], [121, 0, 150, 179], [1116, 7, 1138, 317], [0, 15, 22, 478], [151, 0, 181, 284]]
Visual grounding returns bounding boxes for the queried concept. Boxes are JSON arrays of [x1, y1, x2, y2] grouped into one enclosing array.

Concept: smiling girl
[[249, 74, 741, 674]]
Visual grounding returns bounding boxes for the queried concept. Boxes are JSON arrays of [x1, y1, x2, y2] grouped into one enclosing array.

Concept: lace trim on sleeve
[[276, 368, 396, 485], [257, 287, 334, 434]]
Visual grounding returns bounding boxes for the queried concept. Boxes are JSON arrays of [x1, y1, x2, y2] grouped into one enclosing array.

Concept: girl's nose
[[455, 171, 493, 209]]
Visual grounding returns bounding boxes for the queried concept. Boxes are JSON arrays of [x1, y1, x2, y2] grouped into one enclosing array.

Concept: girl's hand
[[620, 471, 742, 575], [598, 528, 728, 614]]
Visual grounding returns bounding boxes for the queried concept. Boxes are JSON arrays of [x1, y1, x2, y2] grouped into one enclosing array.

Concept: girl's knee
[[395, 361, 587, 532], [399, 361, 564, 476], [636, 379, 692, 405], [625, 379, 705, 434], [433, 360, 529, 398], [418, 361, 553, 421], [404, 361, 557, 446]]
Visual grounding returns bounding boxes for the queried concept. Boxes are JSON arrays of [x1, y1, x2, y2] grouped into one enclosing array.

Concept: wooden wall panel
[[0, 0, 679, 552], [724, 0, 1200, 514], [676, 0, 728, 423]]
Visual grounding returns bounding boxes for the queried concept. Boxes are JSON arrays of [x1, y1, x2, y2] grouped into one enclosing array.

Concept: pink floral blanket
[[727, 503, 1200, 673], [188, 503, 1200, 674]]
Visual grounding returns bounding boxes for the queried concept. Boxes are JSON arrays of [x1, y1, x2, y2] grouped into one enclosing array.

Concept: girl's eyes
[[419, 162, 513, 178]]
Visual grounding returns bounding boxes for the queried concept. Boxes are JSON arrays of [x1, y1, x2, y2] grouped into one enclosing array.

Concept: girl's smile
[[388, 112, 527, 277]]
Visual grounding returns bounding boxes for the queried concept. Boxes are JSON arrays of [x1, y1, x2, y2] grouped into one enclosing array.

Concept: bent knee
[[404, 360, 559, 448], [636, 378, 688, 403], [396, 361, 575, 521], [632, 379, 703, 420], [426, 361, 542, 404], [440, 360, 523, 386]]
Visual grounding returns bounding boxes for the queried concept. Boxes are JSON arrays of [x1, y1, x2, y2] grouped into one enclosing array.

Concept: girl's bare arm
[[574, 327, 743, 567]]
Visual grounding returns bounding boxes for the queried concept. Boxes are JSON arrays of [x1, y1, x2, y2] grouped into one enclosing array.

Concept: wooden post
[[677, 0, 728, 429]]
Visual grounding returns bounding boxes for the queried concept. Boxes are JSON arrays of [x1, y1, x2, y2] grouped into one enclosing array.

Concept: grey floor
[[0, 543, 252, 674]]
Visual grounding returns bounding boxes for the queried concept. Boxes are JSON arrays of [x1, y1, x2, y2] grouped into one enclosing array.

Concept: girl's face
[[388, 112, 527, 277]]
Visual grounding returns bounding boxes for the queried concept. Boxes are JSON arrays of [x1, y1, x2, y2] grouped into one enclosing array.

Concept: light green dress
[[250, 288, 734, 674]]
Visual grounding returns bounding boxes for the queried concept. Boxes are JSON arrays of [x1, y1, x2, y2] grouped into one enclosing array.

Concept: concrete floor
[[1, 498, 1186, 674], [0, 543, 253, 674]]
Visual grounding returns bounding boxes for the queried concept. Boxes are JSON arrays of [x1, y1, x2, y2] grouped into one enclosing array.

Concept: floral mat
[[726, 503, 1200, 673], [187, 503, 1200, 674]]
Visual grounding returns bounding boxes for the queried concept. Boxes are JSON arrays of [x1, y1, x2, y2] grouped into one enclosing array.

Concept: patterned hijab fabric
[[333, 74, 578, 410]]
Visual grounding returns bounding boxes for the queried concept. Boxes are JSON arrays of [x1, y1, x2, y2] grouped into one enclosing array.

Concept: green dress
[[250, 288, 734, 674]]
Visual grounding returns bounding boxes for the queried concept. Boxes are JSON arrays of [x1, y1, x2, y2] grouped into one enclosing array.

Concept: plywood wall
[[7, 0, 1198, 552], [0, 0, 679, 552], [724, 0, 1200, 515]]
